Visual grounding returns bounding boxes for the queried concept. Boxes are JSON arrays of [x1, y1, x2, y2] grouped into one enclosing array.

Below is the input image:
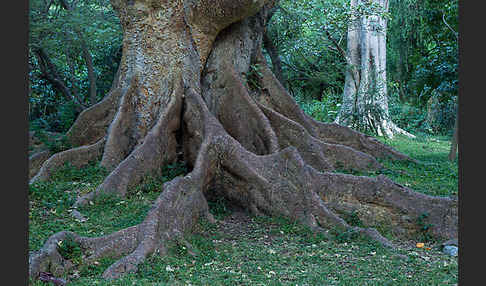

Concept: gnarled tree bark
[[29, 0, 457, 281]]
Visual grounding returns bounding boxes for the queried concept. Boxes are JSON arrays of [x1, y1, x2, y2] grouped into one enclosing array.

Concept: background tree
[[333, 0, 413, 138], [29, 0, 122, 133], [29, 0, 457, 282], [386, 0, 458, 135], [263, 0, 349, 123], [262, 0, 457, 139]]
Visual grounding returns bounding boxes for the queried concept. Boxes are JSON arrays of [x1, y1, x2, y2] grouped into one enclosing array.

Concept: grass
[[378, 134, 458, 197], [29, 134, 458, 285], [331, 134, 457, 198]]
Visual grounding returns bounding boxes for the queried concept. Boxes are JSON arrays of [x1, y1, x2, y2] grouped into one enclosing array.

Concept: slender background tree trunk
[[335, 0, 413, 138], [448, 108, 458, 161]]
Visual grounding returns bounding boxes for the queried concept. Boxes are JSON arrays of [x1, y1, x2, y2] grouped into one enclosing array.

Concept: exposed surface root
[[75, 84, 183, 207], [311, 172, 457, 239], [310, 192, 394, 248], [253, 51, 414, 163], [216, 136, 396, 249], [260, 104, 382, 172], [212, 66, 279, 155], [65, 88, 122, 147], [30, 231, 78, 278], [255, 51, 317, 136], [29, 87, 122, 183], [29, 150, 52, 180], [100, 80, 140, 170], [30, 139, 106, 184], [310, 120, 417, 162], [29, 227, 141, 280]]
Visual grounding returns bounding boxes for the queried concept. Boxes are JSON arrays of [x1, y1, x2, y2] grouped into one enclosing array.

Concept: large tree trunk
[[335, 0, 413, 138], [29, 0, 457, 281]]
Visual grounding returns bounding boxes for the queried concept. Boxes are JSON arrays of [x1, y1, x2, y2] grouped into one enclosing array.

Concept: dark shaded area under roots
[[204, 186, 250, 219]]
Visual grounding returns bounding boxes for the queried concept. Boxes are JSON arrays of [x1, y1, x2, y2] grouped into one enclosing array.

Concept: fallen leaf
[[165, 265, 175, 272]]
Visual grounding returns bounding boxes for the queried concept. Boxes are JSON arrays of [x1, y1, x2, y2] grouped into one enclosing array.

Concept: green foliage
[[334, 229, 361, 244], [341, 211, 364, 228], [57, 234, 83, 262], [297, 81, 456, 136], [268, 0, 457, 136], [207, 197, 231, 220], [387, 0, 458, 110], [267, 0, 349, 99], [50, 161, 109, 183], [129, 161, 188, 196], [416, 213, 435, 242], [129, 162, 188, 195], [29, 0, 122, 132], [161, 162, 189, 182], [30, 100, 81, 133], [388, 93, 427, 134], [243, 64, 263, 91], [295, 88, 342, 122], [377, 135, 458, 197], [29, 161, 156, 252], [135, 175, 164, 195], [47, 136, 71, 153]]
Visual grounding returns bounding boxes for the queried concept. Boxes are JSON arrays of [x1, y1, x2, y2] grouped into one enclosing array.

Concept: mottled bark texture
[[29, 0, 457, 281], [335, 0, 413, 138]]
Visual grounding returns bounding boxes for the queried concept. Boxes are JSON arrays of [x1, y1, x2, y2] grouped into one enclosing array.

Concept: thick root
[[209, 66, 279, 155], [311, 172, 457, 239], [253, 52, 415, 163], [30, 149, 214, 280], [201, 18, 279, 155], [215, 138, 398, 248], [29, 150, 52, 180], [260, 103, 382, 172], [311, 192, 394, 248], [29, 82, 122, 182], [311, 120, 417, 162], [255, 51, 317, 136], [75, 85, 183, 207], [30, 139, 105, 184], [29, 226, 141, 279], [33, 93, 219, 280], [29, 231, 77, 279], [65, 88, 123, 147], [100, 79, 142, 170]]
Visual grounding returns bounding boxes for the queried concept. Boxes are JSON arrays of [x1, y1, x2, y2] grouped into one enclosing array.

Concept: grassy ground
[[29, 135, 458, 286]]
